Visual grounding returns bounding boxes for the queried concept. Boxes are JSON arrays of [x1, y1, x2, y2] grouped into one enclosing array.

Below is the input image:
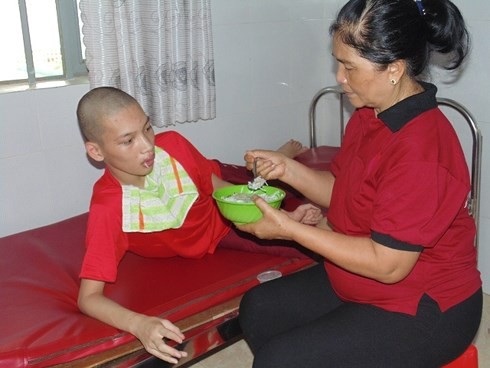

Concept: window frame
[[56, 0, 86, 80]]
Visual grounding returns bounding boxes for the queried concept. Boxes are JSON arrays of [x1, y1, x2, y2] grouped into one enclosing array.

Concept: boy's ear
[[85, 141, 105, 162]]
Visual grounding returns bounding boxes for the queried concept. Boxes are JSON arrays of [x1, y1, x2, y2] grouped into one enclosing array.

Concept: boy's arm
[[211, 173, 231, 190], [78, 278, 188, 364]]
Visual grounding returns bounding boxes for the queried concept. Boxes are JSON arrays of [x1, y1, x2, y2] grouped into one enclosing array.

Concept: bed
[[0, 160, 320, 368]]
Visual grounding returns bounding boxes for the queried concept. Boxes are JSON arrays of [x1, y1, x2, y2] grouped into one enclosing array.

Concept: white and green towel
[[122, 147, 199, 232]]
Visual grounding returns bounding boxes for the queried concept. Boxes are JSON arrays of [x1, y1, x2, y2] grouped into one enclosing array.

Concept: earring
[[390, 79, 397, 85]]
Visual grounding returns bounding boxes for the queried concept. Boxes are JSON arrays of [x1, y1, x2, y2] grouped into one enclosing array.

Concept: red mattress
[[0, 161, 319, 367], [0, 213, 313, 367], [295, 146, 339, 171]]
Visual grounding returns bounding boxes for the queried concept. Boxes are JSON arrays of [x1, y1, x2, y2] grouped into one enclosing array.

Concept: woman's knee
[[239, 285, 269, 334]]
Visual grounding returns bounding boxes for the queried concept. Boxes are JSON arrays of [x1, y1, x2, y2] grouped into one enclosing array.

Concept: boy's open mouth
[[143, 155, 155, 168]]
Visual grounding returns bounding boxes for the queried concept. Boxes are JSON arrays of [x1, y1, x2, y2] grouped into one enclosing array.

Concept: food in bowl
[[248, 176, 267, 190], [212, 185, 286, 224]]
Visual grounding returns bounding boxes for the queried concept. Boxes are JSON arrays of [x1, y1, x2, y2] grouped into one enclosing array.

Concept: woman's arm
[[237, 198, 420, 284], [238, 150, 419, 282], [78, 279, 188, 364]]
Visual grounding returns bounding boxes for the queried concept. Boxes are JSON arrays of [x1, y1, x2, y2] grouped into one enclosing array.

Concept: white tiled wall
[[0, 0, 488, 292]]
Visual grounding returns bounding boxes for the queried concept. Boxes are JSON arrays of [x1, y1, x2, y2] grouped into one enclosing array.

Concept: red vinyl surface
[[295, 146, 339, 171], [0, 160, 321, 367], [0, 215, 312, 367]]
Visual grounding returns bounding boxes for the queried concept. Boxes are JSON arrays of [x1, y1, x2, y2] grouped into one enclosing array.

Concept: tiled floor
[[190, 293, 490, 368]]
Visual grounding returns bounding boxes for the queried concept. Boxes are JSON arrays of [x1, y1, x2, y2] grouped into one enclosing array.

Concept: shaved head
[[77, 87, 139, 143]]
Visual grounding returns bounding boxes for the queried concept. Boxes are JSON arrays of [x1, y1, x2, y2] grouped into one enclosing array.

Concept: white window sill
[[0, 76, 89, 94]]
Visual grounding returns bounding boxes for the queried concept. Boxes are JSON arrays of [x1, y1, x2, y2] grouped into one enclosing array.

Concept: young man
[[76, 87, 321, 364]]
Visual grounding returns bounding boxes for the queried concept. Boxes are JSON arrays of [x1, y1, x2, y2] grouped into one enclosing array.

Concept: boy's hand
[[285, 203, 324, 225], [78, 279, 188, 364], [133, 315, 188, 364]]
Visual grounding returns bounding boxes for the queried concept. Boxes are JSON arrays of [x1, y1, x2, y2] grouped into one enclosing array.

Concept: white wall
[[0, 0, 488, 292]]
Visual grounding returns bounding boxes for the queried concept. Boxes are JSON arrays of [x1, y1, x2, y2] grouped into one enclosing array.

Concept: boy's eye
[[121, 138, 133, 145]]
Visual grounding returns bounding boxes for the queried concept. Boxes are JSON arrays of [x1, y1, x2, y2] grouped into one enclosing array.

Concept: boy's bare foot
[[277, 139, 308, 158]]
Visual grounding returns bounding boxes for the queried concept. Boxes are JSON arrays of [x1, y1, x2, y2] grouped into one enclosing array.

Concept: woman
[[237, 0, 482, 367]]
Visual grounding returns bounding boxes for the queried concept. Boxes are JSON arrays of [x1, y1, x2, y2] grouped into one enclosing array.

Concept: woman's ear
[[85, 141, 105, 162], [388, 60, 406, 83]]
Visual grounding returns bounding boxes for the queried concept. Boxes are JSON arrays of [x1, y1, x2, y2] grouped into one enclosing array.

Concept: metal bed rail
[[308, 86, 482, 248], [308, 85, 345, 149]]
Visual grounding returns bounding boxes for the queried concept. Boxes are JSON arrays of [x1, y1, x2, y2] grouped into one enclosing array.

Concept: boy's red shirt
[[80, 131, 230, 282]]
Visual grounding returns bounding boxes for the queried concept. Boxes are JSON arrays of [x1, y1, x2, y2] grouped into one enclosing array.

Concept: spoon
[[248, 157, 267, 191], [252, 157, 259, 179]]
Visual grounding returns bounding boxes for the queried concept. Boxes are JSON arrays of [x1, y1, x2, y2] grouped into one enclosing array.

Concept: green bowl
[[212, 185, 286, 224]]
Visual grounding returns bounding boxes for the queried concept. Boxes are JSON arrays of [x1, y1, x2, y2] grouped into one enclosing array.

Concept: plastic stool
[[442, 344, 478, 368]]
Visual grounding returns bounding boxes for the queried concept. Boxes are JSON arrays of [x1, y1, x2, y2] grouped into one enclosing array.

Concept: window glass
[[0, 0, 86, 86], [0, 0, 27, 81], [26, 0, 63, 78]]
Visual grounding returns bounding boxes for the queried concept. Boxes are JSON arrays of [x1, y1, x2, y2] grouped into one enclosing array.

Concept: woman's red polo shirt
[[326, 83, 481, 315]]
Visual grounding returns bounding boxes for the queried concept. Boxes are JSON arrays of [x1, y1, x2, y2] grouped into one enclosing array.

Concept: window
[[0, 0, 86, 87]]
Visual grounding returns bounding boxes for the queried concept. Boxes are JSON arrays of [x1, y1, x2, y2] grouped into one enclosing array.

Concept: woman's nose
[[336, 66, 346, 85]]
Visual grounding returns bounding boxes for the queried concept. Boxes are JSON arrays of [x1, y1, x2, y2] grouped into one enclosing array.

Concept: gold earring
[[390, 79, 397, 85]]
